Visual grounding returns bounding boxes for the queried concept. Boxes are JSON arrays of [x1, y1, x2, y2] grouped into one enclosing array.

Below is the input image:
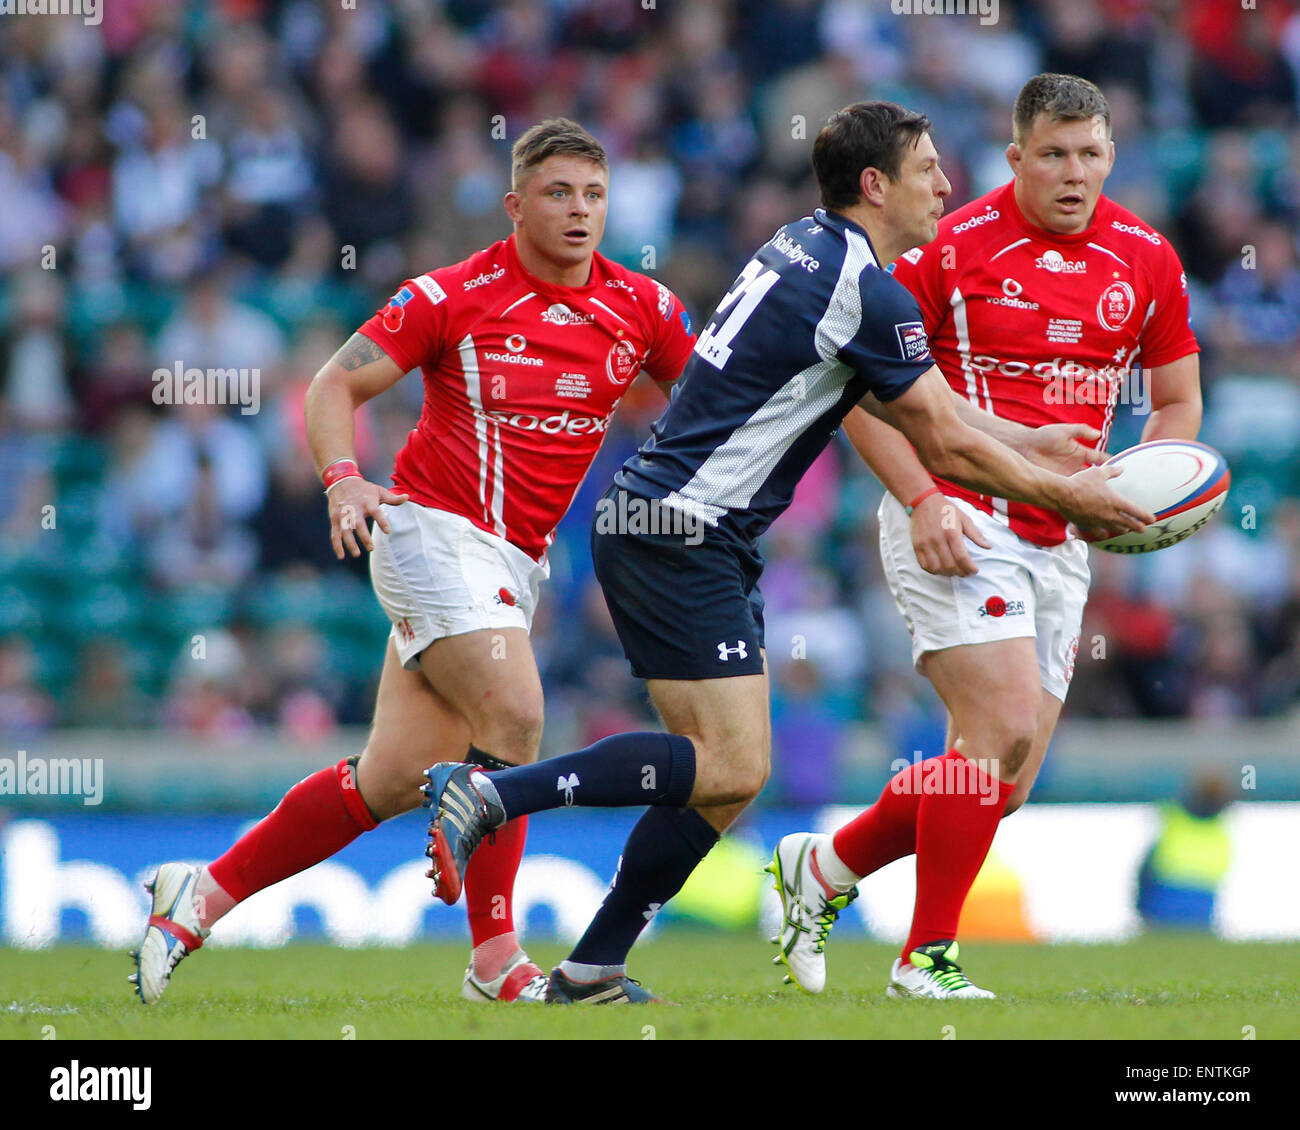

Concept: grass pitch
[[2, 933, 1295, 1041]]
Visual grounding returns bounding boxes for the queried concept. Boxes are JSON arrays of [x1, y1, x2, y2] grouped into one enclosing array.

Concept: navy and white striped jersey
[[616, 208, 934, 547]]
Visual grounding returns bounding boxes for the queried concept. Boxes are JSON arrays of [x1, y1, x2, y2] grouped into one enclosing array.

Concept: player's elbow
[[307, 362, 364, 414], [911, 429, 968, 482]]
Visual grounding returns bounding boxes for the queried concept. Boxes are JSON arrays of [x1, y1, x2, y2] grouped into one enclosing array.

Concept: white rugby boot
[[461, 950, 550, 1003], [766, 832, 858, 994], [129, 862, 209, 1004], [887, 940, 997, 1000]]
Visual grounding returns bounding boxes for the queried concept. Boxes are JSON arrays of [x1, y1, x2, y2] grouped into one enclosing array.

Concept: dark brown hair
[[1013, 74, 1111, 145], [812, 101, 933, 211]]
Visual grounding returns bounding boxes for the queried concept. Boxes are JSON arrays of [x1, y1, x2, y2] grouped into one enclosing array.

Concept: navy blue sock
[[487, 732, 695, 818], [568, 807, 720, 967]]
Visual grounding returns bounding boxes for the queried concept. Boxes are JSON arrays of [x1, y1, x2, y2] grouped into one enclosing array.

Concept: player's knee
[[997, 733, 1034, 777], [688, 761, 763, 806], [352, 754, 419, 822], [979, 713, 1036, 777], [728, 760, 768, 804], [477, 700, 543, 761]]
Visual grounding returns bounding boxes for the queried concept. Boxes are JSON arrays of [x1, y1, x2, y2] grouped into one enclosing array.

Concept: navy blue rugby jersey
[[616, 208, 934, 547]]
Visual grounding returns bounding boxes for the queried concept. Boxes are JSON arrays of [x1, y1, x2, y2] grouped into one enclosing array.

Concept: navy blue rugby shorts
[[590, 484, 766, 680]]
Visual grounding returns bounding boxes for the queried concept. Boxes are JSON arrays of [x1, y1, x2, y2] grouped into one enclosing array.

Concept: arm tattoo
[[333, 333, 389, 371]]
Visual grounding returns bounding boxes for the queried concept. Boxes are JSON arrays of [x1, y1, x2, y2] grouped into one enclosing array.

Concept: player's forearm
[[842, 407, 935, 503], [949, 394, 1035, 453], [1140, 400, 1201, 444], [304, 333, 407, 475], [916, 422, 1072, 512], [1140, 355, 1202, 444], [304, 367, 363, 475]]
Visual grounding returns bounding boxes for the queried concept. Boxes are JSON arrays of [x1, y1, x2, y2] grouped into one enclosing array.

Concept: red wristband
[[905, 485, 941, 515], [322, 458, 362, 490]]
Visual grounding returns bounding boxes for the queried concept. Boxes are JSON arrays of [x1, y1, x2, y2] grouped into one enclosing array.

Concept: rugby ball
[[1086, 440, 1230, 554]]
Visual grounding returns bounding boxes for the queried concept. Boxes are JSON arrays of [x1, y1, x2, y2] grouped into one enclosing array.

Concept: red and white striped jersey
[[358, 234, 694, 560], [890, 181, 1199, 546]]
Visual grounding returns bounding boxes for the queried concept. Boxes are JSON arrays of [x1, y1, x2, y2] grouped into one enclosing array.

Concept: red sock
[[831, 760, 928, 878], [903, 749, 1014, 961], [464, 815, 527, 948], [207, 759, 377, 902]]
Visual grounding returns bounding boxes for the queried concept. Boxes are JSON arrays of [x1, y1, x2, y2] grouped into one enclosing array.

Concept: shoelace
[[811, 888, 857, 953], [811, 900, 845, 953], [929, 963, 976, 992]]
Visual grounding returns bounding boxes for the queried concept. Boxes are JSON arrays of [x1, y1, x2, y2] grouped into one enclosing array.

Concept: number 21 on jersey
[[694, 259, 780, 370]]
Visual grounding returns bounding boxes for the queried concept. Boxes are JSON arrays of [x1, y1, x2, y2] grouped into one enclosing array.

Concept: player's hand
[[1022, 423, 1107, 476], [327, 477, 409, 559], [909, 492, 992, 577], [1055, 464, 1154, 536]]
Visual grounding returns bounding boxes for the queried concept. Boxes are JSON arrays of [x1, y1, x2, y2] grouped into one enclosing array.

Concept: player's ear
[[504, 191, 523, 223], [1005, 142, 1021, 177], [859, 167, 887, 208]]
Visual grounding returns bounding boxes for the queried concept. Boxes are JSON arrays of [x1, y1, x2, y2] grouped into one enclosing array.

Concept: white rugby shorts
[[369, 502, 549, 669], [878, 492, 1090, 702]]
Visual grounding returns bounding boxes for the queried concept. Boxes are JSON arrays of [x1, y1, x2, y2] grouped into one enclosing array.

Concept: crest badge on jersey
[[382, 286, 415, 332], [1097, 280, 1135, 331], [894, 321, 929, 361], [606, 338, 641, 385]]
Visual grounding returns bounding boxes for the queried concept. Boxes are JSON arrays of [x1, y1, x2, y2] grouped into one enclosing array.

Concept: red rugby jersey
[[358, 234, 694, 560], [890, 181, 1199, 546]]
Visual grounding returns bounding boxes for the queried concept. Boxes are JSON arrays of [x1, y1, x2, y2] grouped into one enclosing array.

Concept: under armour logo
[[717, 640, 749, 662], [643, 902, 662, 922], [557, 773, 580, 806]]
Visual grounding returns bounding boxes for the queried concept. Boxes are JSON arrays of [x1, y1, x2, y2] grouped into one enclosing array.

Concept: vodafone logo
[[505, 334, 526, 352], [992, 277, 1037, 309], [483, 351, 542, 366], [476, 407, 609, 435], [952, 207, 999, 235], [989, 294, 1039, 310]]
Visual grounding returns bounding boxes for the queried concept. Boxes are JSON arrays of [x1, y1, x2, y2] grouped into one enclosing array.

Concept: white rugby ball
[[1086, 440, 1231, 554]]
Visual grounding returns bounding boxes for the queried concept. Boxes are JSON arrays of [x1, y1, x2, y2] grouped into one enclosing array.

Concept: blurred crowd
[[3, 0, 1300, 801]]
